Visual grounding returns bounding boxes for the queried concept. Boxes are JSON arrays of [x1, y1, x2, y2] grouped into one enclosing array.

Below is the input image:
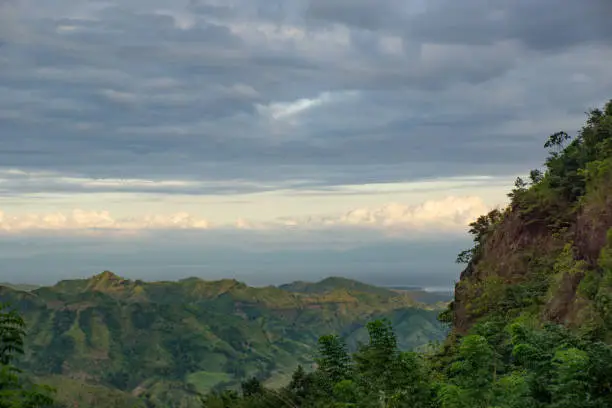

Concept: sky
[[0, 0, 611, 288]]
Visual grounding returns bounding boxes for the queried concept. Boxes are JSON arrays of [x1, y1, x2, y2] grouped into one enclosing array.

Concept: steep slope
[[281, 277, 452, 309], [0, 273, 447, 408], [447, 100, 612, 342]]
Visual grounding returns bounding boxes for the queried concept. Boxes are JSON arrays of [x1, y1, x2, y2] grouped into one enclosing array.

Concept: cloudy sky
[[0, 0, 611, 287]]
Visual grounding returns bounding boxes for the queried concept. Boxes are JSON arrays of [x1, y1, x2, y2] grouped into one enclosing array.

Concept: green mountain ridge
[[0, 272, 447, 407], [279, 276, 394, 296], [280, 276, 453, 307]]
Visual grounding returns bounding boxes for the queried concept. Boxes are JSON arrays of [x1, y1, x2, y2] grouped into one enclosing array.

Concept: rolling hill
[[0, 272, 448, 408]]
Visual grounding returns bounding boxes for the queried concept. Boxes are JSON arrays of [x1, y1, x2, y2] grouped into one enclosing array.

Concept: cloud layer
[[0, 195, 490, 233], [1, 0, 611, 285], [1, 0, 611, 192]]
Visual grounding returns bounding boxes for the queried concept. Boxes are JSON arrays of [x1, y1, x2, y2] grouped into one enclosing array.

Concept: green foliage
[[508, 101, 612, 225], [437, 302, 453, 324], [0, 275, 446, 408], [594, 229, 612, 329], [203, 318, 612, 408], [316, 335, 352, 386], [439, 335, 497, 407], [352, 320, 431, 407], [0, 304, 26, 366], [0, 303, 55, 407], [456, 209, 503, 264], [240, 377, 263, 397]]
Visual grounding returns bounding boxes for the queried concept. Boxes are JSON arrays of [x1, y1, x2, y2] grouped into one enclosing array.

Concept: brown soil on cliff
[[450, 100, 612, 337]]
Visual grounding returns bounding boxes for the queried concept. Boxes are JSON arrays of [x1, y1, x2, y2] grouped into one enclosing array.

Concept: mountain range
[[0, 272, 448, 408]]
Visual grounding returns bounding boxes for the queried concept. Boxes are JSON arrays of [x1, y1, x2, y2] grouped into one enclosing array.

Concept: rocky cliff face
[[450, 100, 612, 342]]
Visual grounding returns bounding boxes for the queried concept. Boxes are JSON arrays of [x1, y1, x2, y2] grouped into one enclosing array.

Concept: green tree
[[549, 348, 591, 408], [438, 335, 496, 408], [0, 303, 55, 408], [316, 335, 352, 386], [354, 320, 430, 408], [241, 377, 263, 398]]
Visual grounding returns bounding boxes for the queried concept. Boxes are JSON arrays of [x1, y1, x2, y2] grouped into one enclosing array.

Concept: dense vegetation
[[0, 303, 54, 407], [202, 101, 612, 408], [203, 317, 612, 408], [0, 275, 446, 407], [452, 99, 612, 338]]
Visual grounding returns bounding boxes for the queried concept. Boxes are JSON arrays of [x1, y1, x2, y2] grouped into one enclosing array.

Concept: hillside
[[447, 100, 612, 341], [0, 273, 447, 408], [280, 277, 452, 309], [195, 100, 612, 408], [279, 276, 395, 297]]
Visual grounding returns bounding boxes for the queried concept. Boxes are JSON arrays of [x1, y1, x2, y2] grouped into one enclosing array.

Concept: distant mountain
[[386, 286, 454, 305], [280, 277, 453, 305], [279, 276, 405, 298], [1, 271, 448, 408], [0, 282, 41, 292]]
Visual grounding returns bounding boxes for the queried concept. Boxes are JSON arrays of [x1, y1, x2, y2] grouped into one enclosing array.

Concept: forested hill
[[200, 100, 612, 408], [449, 99, 612, 338], [0, 273, 446, 408]]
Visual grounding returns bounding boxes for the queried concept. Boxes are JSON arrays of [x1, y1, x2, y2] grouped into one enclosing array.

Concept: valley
[[0, 273, 448, 408]]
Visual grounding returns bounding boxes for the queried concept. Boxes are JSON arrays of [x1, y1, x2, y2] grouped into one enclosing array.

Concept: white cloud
[[0, 195, 491, 234], [100, 89, 139, 104], [256, 93, 331, 121], [256, 90, 360, 122], [0, 209, 211, 232], [278, 196, 491, 232]]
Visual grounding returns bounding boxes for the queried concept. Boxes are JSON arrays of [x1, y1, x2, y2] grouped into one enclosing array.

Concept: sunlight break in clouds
[[256, 91, 359, 121]]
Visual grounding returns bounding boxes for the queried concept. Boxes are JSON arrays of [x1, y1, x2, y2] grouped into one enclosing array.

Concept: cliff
[[448, 99, 612, 342]]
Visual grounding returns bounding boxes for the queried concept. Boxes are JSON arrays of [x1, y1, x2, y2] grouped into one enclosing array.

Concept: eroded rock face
[[575, 194, 612, 264], [451, 121, 612, 336], [452, 209, 558, 334]]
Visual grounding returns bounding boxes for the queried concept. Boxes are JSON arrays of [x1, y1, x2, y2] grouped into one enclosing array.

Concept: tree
[[544, 131, 571, 152], [0, 303, 55, 408], [529, 169, 544, 185], [353, 320, 430, 408], [438, 335, 496, 408], [315, 335, 352, 386], [549, 348, 591, 408], [0, 304, 25, 365], [241, 377, 263, 398], [286, 365, 311, 403]]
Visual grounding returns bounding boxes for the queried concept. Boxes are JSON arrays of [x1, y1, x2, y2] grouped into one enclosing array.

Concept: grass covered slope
[[447, 100, 612, 340], [0, 273, 446, 407]]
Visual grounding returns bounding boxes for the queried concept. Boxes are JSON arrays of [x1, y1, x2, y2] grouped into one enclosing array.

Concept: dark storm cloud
[[0, 0, 611, 195]]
